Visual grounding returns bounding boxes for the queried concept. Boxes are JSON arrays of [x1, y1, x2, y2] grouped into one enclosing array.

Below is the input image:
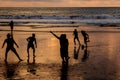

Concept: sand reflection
[[27, 56, 37, 75], [4, 61, 21, 79]]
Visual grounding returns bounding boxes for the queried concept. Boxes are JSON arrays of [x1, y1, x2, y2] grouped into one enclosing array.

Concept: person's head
[[60, 34, 66, 39], [32, 33, 35, 37], [10, 20, 13, 24], [81, 30, 85, 33], [74, 29, 77, 31], [7, 33, 11, 38]]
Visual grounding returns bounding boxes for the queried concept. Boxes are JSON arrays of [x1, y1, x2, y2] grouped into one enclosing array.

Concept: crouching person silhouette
[[50, 31, 70, 62], [27, 33, 37, 58], [2, 33, 23, 62]]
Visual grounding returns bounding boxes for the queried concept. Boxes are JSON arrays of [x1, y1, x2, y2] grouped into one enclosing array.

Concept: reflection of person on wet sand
[[82, 46, 89, 62], [2, 33, 23, 62], [73, 29, 80, 45], [50, 31, 70, 62], [27, 56, 36, 75], [81, 30, 90, 47], [74, 45, 80, 59], [4, 61, 21, 79], [27, 33, 37, 58], [60, 62, 68, 80]]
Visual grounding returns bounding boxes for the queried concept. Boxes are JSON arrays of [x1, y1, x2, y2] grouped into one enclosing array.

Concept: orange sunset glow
[[0, 0, 120, 7]]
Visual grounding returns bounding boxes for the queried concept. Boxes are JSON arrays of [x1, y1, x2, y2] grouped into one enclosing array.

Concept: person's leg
[[65, 50, 70, 62], [12, 47, 22, 61], [77, 37, 80, 45], [27, 46, 30, 57], [32, 45, 35, 57], [5, 48, 10, 61], [27, 55, 30, 63], [74, 37, 76, 45], [65, 53, 68, 62], [84, 39, 87, 47], [33, 48, 35, 57], [62, 56, 65, 62], [60, 48, 65, 62]]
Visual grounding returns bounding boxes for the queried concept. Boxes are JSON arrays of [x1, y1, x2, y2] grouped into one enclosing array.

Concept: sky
[[0, 0, 120, 7]]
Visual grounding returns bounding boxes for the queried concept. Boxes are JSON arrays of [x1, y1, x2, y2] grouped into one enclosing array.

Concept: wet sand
[[0, 25, 120, 80]]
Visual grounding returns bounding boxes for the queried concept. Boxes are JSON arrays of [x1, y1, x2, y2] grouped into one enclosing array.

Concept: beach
[[0, 24, 120, 80]]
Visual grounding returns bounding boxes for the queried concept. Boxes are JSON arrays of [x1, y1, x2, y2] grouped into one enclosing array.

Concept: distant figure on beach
[[50, 31, 70, 62], [73, 29, 80, 45], [81, 30, 90, 47], [27, 33, 37, 58], [9, 20, 14, 35], [2, 33, 22, 62]]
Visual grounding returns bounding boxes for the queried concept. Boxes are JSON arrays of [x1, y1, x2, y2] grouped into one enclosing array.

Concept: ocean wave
[[0, 14, 120, 27], [0, 14, 120, 20]]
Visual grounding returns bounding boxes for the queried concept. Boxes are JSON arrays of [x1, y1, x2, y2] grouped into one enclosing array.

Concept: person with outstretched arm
[[50, 31, 70, 62], [2, 33, 23, 62]]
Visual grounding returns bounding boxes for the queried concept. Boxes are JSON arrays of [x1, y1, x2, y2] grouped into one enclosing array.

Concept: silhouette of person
[[27, 33, 37, 58], [81, 30, 90, 47], [50, 31, 70, 62], [73, 29, 80, 45], [2, 33, 22, 62], [81, 46, 89, 62], [74, 45, 80, 59], [4, 61, 21, 79], [9, 20, 14, 35]]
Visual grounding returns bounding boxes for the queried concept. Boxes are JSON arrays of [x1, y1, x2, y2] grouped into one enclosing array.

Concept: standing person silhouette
[[73, 29, 80, 45], [50, 31, 70, 62], [2, 33, 23, 62], [81, 30, 90, 47], [9, 20, 14, 35], [27, 33, 37, 58]]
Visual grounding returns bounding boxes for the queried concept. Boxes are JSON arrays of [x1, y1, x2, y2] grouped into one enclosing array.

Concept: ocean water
[[0, 7, 120, 26]]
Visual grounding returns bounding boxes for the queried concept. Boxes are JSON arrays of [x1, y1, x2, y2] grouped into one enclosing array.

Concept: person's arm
[[2, 40, 6, 48], [86, 32, 90, 41], [26, 37, 29, 41], [14, 40, 19, 48], [50, 31, 59, 39]]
